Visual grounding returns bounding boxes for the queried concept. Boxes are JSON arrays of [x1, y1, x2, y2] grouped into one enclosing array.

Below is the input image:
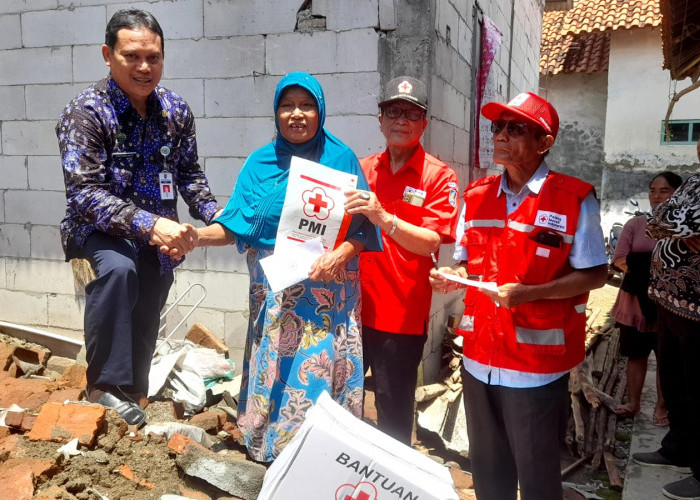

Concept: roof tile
[[541, 0, 661, 75]]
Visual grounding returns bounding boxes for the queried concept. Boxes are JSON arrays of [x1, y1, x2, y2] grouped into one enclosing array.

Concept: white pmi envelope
[[260, 237, 325, 293], [275, 156, 357, 253], [438, 271, 499, 293]]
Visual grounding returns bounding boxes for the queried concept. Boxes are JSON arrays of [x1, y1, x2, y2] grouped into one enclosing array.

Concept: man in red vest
[[345, 76, 459, 445], [430, 92, 607, 500]]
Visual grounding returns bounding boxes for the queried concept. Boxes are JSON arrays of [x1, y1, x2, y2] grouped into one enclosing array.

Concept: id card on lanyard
[[159, 171, 174, 200], [158, 145, 174, 200]]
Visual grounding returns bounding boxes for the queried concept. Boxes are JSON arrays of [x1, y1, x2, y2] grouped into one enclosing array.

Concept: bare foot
[[614, 402, 640, 418], [653, 407, 669, 426]]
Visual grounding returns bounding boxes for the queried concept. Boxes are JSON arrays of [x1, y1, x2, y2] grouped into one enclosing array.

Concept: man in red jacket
[[345, 76, 459, 445], [430, 92, 607, 500]]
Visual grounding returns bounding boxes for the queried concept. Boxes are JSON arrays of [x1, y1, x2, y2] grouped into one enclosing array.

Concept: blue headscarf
[[215, 72, 381, 251]]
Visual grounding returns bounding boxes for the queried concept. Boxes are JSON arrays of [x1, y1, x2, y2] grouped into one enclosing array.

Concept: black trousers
[[656, 306, 700, 479], [462, 368, 569, 500], [77, 232, 173, 394], [363, 326, 427, 445]]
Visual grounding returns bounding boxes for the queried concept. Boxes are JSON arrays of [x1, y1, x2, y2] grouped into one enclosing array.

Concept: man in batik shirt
[[56, 9, 221, 427]]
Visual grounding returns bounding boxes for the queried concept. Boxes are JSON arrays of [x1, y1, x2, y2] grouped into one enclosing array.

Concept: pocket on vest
[[512, 300, 566, 356]]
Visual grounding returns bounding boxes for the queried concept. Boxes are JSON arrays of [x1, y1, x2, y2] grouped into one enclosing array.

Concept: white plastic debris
[[56, 437, 83, 460]]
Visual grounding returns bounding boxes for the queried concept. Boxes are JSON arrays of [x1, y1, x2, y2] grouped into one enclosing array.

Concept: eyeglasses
[[382, 106, 425, 121], [490, 120, 530, 137]]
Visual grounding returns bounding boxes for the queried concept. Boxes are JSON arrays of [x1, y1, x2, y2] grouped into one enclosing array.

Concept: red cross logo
[[398, 80, 412, 94], [302, 187, 334, 220], [308, 192, 328, 213], [539, 214, 548, 223], [335, 482, 378, 500], [345, 492, 370, 500]]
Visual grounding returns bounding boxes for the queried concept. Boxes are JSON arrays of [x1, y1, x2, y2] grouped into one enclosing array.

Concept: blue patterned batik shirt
[[56, 76, 220, 271]]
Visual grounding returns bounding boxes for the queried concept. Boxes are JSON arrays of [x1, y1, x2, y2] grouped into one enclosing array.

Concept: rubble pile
[[0, 329, 265, 500]]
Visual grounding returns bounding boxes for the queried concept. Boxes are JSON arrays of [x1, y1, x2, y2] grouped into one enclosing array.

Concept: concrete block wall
[[1, 0, 545, 384], [0, 0, 386, 372]]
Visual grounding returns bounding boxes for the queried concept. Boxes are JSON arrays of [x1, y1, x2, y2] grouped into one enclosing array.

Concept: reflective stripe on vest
[[464, 219, 505, 229], [516, 326, 565, 346], [575, 303, 587, 314]]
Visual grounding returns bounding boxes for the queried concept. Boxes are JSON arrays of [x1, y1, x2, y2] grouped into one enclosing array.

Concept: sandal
[[85, 387, 147, 427]]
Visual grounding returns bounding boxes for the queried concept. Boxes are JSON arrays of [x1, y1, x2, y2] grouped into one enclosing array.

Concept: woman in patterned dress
[[195, 72, 381, 461]]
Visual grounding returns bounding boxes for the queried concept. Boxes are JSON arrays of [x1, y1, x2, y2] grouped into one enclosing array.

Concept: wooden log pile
[[565, 308, 624, 490]]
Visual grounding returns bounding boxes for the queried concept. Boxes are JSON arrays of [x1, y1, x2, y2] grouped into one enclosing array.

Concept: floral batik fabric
[[235, 246, 364, 462]]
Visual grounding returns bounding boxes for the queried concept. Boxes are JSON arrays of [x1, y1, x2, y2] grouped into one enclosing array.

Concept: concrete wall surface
[[541, 71, 608, 193], [605, 27, 700, 169], [0, 0, 545, 384]]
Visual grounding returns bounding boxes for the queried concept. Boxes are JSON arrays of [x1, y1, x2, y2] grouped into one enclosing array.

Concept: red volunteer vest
[[457, 171, 593, 374]]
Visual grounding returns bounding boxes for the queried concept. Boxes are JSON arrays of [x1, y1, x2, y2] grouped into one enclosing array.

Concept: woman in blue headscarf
[[196, 72, 381, 462]]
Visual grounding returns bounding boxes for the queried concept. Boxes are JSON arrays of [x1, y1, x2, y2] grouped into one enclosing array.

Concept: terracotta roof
[[541, 9, 610, 75], [660, 0, 700, 80], [541, 0, 662, 75], [563, 0, 662, 35]]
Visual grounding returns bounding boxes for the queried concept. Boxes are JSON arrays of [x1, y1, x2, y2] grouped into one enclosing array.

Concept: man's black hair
[[105, 9, 164, 52]]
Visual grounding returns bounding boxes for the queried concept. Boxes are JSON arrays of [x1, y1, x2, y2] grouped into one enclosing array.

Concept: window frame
[[660, 119, 700, 145]]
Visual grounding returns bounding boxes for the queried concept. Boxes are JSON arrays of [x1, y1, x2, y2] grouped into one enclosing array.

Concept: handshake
[[149, 217, 201, 260]]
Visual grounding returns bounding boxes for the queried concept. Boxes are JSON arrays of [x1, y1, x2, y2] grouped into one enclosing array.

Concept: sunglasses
[[382, 105, 425, 121], [490, 120, 530, 137]]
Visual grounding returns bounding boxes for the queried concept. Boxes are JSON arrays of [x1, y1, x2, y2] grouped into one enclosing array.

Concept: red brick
[[27, 402, 105, 447], [0, 434, 22, 457], [0, 426, 11, 440], [179, 484, 212, 500], [0, 460, 35, 500], [0, 458, 57, 500], [55, 364, 87, 390], [0, 378, 50, 409], [18, 390, 50, 412], [222, 421, 244, 442], [47, 388, 83, 404], [0, 345, 14, 371], [188, 411, 221, 432], [185, 323, 229, 355], [4, 410, 25, 428], [12, 346, 50, 369], [20, 414, 36, 433], [168, 433, 210, 455], [210, 407, 229, 427], [118, 463, 155, 490]]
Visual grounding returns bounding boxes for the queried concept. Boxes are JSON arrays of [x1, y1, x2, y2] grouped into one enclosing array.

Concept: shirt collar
[[106, 76, 162, 118], [378, 143, 425, 174], [497, 161, 550, 197]]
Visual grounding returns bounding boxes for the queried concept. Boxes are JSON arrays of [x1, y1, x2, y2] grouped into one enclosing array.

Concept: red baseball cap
[[481, 92, 559, 139]]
